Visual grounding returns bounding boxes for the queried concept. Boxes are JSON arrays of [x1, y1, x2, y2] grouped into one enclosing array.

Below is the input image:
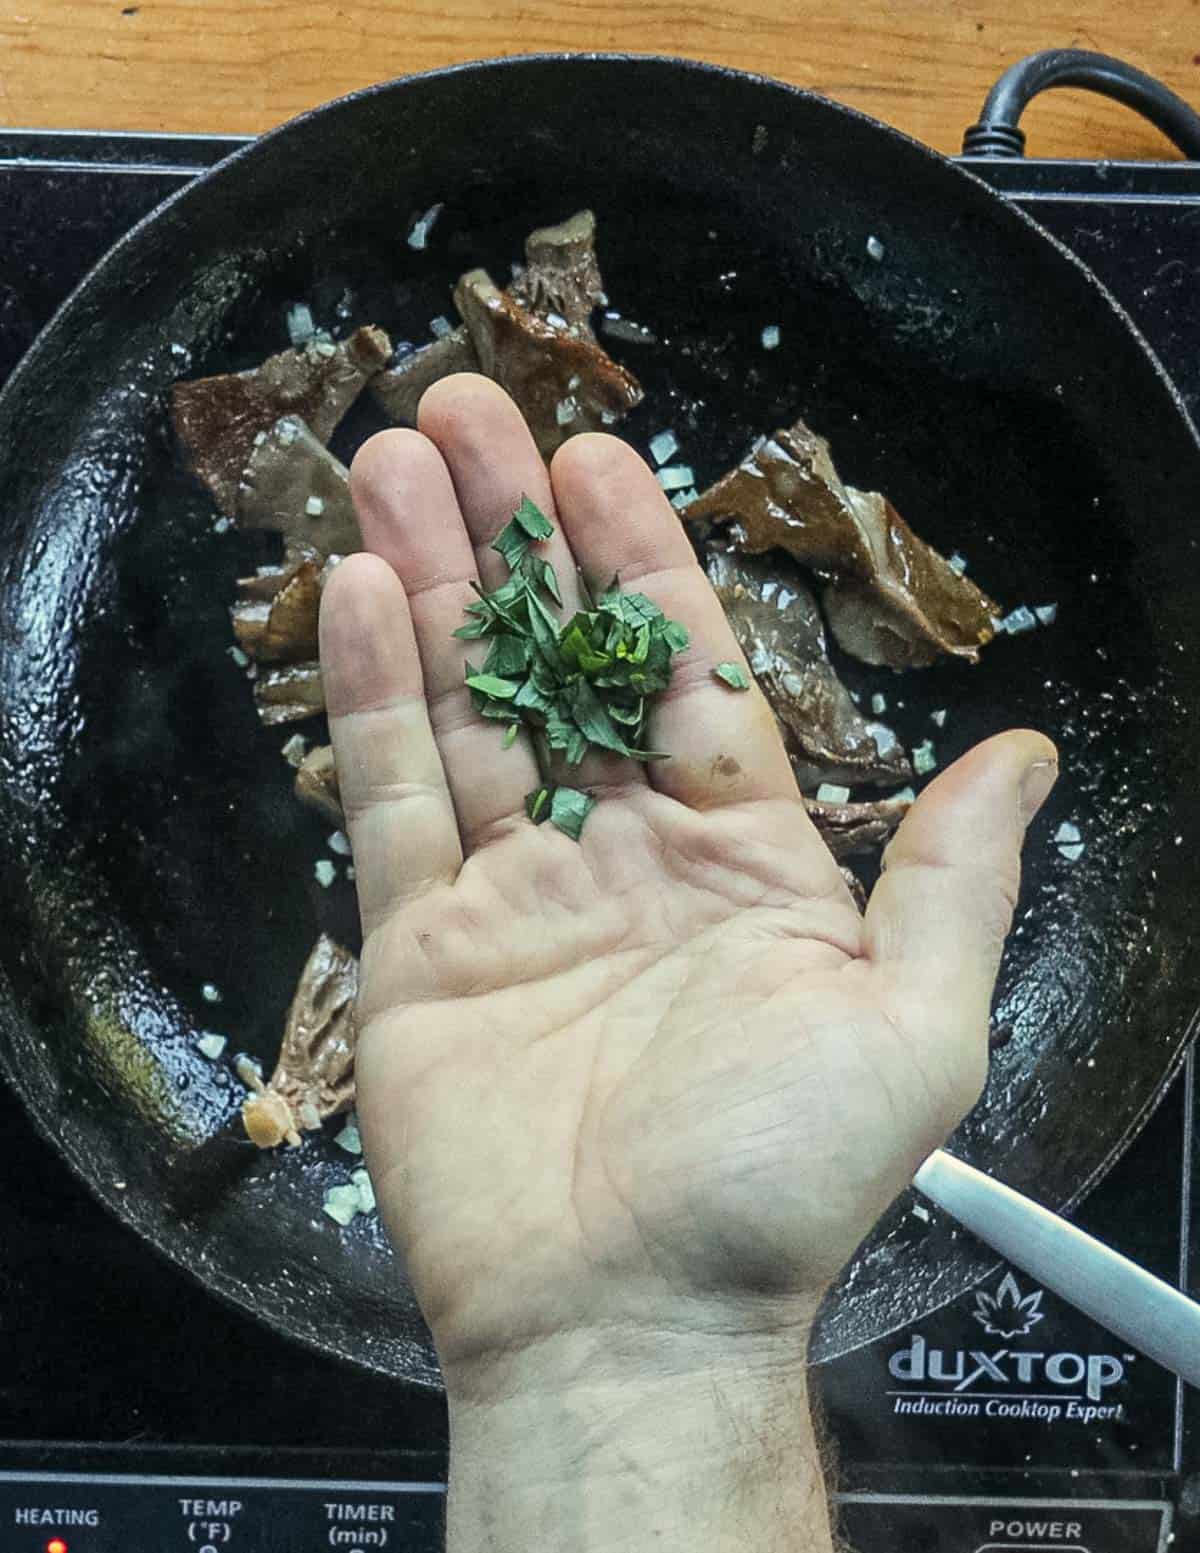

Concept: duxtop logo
[[884, 1266, 1130, 1424], [973, 1271, 1045, 1340]]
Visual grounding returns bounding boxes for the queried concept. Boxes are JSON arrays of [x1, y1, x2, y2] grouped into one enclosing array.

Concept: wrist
[[440, 1319, 835, 1553]]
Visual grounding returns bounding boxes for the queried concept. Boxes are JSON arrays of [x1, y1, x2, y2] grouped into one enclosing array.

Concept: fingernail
[[1019, 758, 1058, 826]]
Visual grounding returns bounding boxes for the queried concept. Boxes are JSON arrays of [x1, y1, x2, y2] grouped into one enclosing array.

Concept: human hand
[[322, 374, 1055, 1370]]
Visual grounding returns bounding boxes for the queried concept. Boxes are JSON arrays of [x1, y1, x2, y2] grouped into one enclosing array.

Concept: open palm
[[321, 375, 1056, 1369]]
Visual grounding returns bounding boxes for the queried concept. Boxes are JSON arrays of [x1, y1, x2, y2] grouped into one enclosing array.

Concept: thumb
[[863, 729, 1058, 1033]]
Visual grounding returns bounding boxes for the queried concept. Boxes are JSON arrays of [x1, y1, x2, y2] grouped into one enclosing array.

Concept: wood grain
[[1, 0, 1198, 160]]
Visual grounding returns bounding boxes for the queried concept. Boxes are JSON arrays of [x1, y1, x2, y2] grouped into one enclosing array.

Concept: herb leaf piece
[[525, 786, 551, 823], [491, 520, 531, 571], [513, 495, 555, 540], [565, 678, 633, 758], [465, 673, 521, 699], [550, 786, 596, 841], [713, 661, 751, 691]]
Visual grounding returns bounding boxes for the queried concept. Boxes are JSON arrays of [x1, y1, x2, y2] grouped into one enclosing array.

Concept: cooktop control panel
[[836, 1494, 1173, 1552], [0, 1476, 445, 1553]]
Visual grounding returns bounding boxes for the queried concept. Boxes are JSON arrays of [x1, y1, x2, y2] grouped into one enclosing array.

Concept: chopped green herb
[[525, 786, 551, 823], [458, 495, 690, 839], [550, 786, 596, 841], [713, 661, 751, 691], [492, 518, 532, 571], [465, 672, 521, 699], [501, 723, 520, 750], [513, 494, 555, 540]]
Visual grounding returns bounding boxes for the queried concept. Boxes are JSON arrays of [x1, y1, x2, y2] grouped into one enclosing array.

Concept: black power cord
[[962, 48, 1200, 159]]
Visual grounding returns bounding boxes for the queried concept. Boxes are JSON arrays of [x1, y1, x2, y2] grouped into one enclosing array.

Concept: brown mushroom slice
[[804, 793, 912, 860], [371, 329, 481, 424], [254, 661, 325, 725], [687, 417, 999, 669], [172, 325, 391, 514], [232, 557, 322, 663], [705, 544, 911, 791], [237, 416, 361, 557], [294, 743, 344, 825], [455, 269, 643, 458], [239, 935, 358, 1149], [818, 489, 996, 670], [236, 557, 310, 603], [509, 209, 605, 333]]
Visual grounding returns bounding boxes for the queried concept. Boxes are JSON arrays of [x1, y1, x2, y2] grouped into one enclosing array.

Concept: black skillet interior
[[1, 56, 1199, 1383]]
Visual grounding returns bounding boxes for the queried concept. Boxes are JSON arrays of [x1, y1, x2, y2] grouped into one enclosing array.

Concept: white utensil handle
[[915, 1148, 1200, 1387]]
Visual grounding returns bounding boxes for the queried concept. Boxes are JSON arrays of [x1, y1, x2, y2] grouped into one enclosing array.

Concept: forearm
[[442, 1325, 835, 1553]]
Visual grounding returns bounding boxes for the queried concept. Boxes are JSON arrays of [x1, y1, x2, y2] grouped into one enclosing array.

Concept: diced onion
[[406, 202, 444, 251], [281, 733, 308, 768], [816, 783, 851, 805], [430, 315, 454, 339], [1055, 821, 1081, 845], [305, 495, 325, 517], [891, 786, 916, 804], [601, 313, 658, 345], [1000, 605, 1038, 635], [555, 397, 578, 427], [346, 865, 357, 882], [911, 1202, 930, 1223], [201, 983, 221, 1004], [214, 516, 233, 535], [196, 1032, 227, 1060], [328, 830, 352, 856], [649, 430, 679, 466], [866, 722, 899, 756], [1058, 841, 1085, 862], [335, 1120, 363, 1156], [352, 1168, 376, 1214], [913, 740, 937, 776], [760, 324, 781, 350], [286, 303, 316, 346], [670, 488, 698, 511], [931, 708, 947, 728], [1035, 603, 1059, 626], [323, 1184, 361, 1226], [314, 859, 336, 888], [313, 339, 337, 358], [656, 465, 695, 492], [277, 418, 299, 447], [870, 692, 887, 715], [227, 645, 249, 669], [866, 235, 885, 261], [948, 552, 968, 575]]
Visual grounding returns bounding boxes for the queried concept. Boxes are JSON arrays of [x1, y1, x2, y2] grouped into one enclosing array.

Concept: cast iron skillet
[[1, 56, 1199, 1387]]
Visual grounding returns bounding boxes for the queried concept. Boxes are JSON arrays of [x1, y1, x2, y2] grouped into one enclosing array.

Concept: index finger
[[320, 553, 463, 939]]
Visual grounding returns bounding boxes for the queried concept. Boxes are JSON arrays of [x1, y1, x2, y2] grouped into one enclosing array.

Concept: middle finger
[[419, 373, 647, 797]]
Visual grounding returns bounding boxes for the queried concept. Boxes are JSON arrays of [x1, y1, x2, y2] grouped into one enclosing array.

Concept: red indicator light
[[47, 1541, 68, 1553]]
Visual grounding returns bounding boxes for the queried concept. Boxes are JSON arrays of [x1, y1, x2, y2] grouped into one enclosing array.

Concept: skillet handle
[[963, 49, 1200, 159]]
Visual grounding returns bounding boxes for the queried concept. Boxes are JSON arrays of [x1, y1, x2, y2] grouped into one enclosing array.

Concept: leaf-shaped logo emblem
[[972, 1271, 1046, 1338]]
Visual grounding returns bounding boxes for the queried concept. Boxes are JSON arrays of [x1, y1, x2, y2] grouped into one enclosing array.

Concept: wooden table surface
[[0, 1, 1198, 161]]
